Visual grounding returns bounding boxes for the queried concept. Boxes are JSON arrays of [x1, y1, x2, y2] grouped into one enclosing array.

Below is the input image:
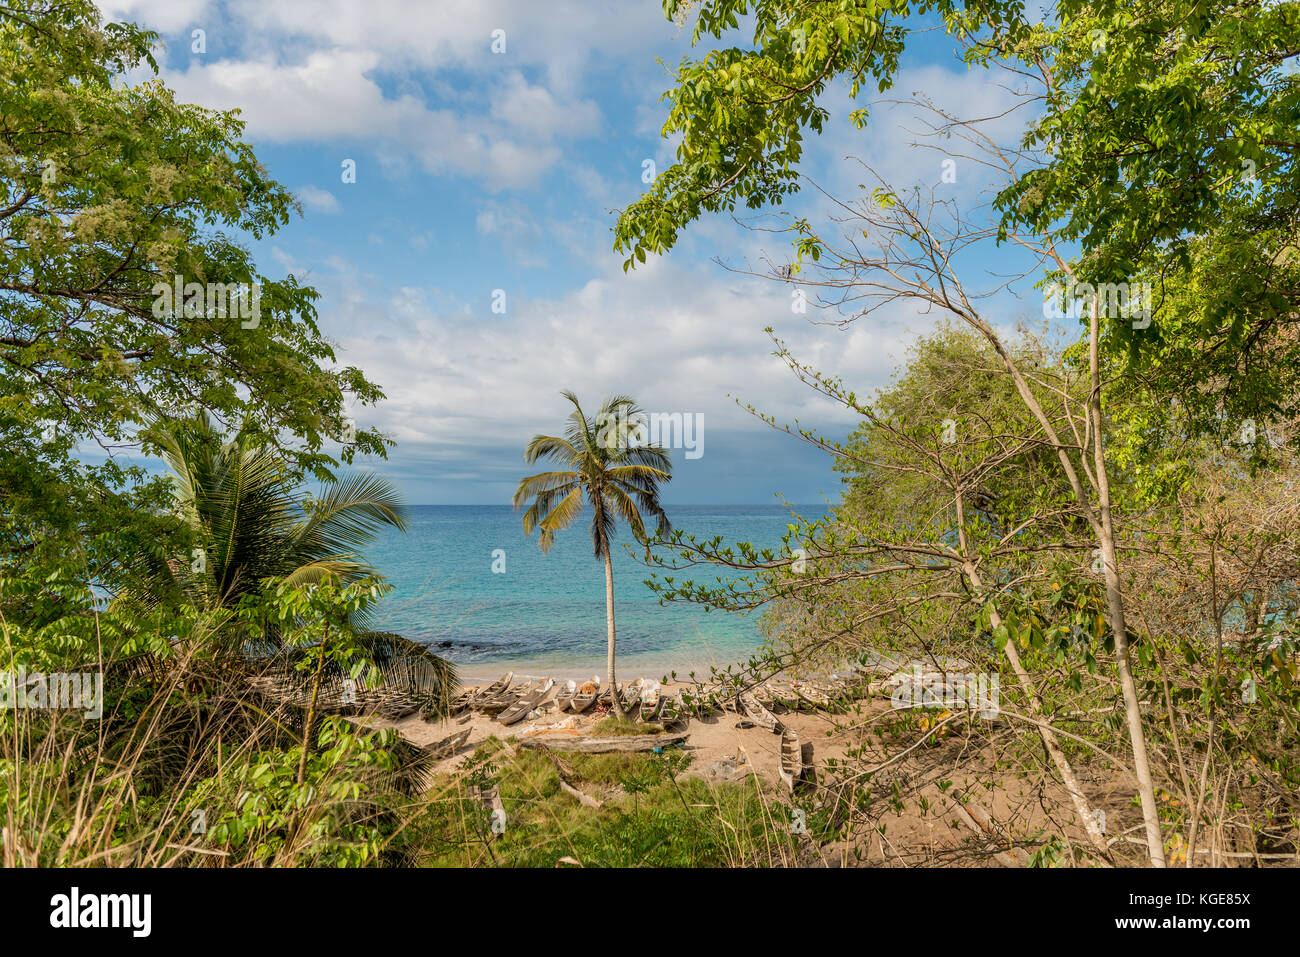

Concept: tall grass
[[405, 737, 799, 868], [0, 612, 421, 867]]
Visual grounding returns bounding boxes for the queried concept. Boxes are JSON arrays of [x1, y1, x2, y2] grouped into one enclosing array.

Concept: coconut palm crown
[[145, 411, 406, 609]]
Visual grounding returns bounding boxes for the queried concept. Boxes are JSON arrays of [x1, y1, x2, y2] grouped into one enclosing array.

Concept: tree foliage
[[1, 0, 388, 595]]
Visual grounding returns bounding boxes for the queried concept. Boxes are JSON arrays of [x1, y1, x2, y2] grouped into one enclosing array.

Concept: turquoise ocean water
[[364, 504, 825, 680]]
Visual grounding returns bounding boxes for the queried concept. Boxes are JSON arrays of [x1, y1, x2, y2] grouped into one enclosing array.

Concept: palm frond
[[287, 472, 407, 578], [512, 470, 580, 510], [523, 434, 580, 466], [355, 631, 460, 716], [537, 486, 584, 552]]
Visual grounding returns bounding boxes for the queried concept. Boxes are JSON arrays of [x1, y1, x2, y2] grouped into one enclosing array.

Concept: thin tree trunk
[[962, 303, 1165, 866], [297, 628, 329, 788], [955, 497, 1111, 861], [1087, 299, 1166, 868], [604, 551, 626, 719], [1187, 541, 1223, 866]]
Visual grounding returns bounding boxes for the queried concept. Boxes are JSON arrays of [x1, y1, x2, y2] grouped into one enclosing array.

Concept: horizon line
[[402, 501, 834, 507]]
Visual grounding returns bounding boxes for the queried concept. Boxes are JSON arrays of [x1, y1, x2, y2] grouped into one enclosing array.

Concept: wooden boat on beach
[[793, 681, 837, 713], [656, 694, 686, 729], [447, 685, 481, 715], [491, 677, 542, 714], [571, 678, 599, 714], [554, 680, 577, 713], [480, 679, 534, 715], [427, 727, 472, 760], [472, 673, 516, 713], [681, 684, 721, 717], [762, 681, 803, 711], [477, 694, 514, 715], [497, 679, 555, 725], [779, 727, 803, 791], [636, 681, 662, 721], [639, 696, 664, 723], [480, 672, 513, 698], [738, 690, 782, 733]]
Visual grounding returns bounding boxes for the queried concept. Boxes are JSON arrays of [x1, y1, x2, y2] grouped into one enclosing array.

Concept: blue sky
[[97, 0, 1055, 504]]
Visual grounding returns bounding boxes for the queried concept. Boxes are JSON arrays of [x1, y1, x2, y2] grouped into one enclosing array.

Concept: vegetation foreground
[[3, 0, 1299, 868]]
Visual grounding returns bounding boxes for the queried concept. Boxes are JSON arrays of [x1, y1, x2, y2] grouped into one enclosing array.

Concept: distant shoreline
[[453, 654, 742, 685], [399, 503, 829, 509]]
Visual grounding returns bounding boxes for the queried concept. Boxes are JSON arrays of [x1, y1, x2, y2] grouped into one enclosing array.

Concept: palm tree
[[137, 412, 456, 711], [513, 392, 672, 718]]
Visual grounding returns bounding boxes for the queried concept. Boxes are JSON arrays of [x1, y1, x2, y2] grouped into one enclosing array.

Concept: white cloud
[[163, 51, 603, 190], [96, 0, 211, 34], [490, 71, 601, 142], [221, 0, 674, 89], [91, 1, 1036, 503], [101, 0, 671, 192], [475, 200, 547, 267], [321, 248, 921, 482], [296, 185, 341, 214]]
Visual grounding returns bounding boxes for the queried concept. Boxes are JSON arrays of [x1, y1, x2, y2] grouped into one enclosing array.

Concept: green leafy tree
[[988, 3, 1300, 485], [617, 0, 1281, 868], [999, 2, 1300, 356], [648, 326, 1121, 861], [513, 393, 672, 718], [613, 0, 1025, 269], [618, 0, 1300, 454], [255, 574, 392, 789], [1, 0, 386, 602]]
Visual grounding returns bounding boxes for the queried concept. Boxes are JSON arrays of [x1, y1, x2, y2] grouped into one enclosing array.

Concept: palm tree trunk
[[604, 551, 626, 719]]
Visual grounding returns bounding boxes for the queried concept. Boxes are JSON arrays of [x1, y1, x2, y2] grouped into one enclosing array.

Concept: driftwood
[[517, 733, 687, 754], [947, 787, 1031, 867], [534, 746, 603, 809]]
